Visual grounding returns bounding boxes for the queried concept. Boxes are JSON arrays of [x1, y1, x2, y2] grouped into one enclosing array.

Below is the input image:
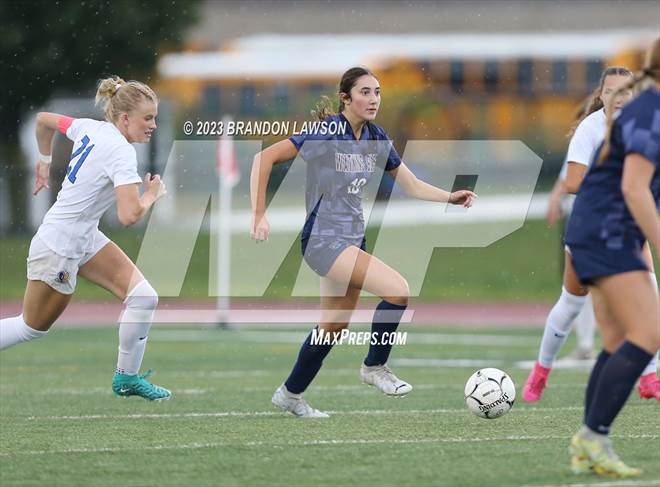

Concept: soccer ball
[[464, 368, 516, 419]]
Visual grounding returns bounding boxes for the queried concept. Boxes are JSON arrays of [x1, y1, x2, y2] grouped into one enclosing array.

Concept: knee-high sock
[[116, 280, 158, 375], [584, 349, 611, 423], [0, 314, 47, 350], [585, 341, 652, 434], [575, 293, 596, 351], [364, 300, 407, 367], [284, 327, 334, 394], [538, 287, 587, 368]]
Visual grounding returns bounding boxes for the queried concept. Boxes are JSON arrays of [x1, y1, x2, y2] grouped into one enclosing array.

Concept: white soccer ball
[[464, 368, 516, 419]]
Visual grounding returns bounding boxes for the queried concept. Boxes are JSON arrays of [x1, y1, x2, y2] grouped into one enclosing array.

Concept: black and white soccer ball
[[464, 368, 516, 419]]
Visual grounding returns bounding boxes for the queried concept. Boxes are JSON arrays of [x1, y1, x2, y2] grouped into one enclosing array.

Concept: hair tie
[[114, 83, 122, 94]]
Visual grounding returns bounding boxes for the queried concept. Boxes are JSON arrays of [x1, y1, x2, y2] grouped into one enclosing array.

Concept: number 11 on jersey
[[67, 135, 95, 183]]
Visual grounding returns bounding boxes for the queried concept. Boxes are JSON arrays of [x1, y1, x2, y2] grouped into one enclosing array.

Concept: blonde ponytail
[[95, 75, 157, 122]]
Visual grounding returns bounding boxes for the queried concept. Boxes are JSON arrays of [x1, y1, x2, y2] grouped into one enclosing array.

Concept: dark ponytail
[[311, 66, 377, 121]]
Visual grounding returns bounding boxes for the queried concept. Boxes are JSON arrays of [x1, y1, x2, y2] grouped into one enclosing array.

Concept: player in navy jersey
[[565, 39, 660, 478], [0, 76, 171, 401], [524, 67, 660, 403], [250, 67, 476, 417]]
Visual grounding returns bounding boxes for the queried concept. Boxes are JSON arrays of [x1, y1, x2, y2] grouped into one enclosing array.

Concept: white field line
[[0, 359, 597, 383], [0, 434, 657, 458], [31, 382, 593, 397], [523, 480, 660, 487], [245, 434, 660, 448], [391, 358, 597, 370], [36, 387, 210, 396], [22, 382, 599, 397], [36, 384, 438, 396], [20, 405, 618, 421], [149, 330, 538, 347], [20, 403, 659, 423]]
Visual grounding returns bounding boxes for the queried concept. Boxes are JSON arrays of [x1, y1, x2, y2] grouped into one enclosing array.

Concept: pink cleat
[[638, 373, 660, 401], [523, 362, 551, 402]]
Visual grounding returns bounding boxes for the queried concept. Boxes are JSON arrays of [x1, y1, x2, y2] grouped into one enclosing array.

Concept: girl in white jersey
[[524, 67, 660, 402], [0, 76, 171, 401]]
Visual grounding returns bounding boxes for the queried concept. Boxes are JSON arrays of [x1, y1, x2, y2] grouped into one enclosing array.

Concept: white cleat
[[271, 384, 329, 418], [360, 363, 413, 396]]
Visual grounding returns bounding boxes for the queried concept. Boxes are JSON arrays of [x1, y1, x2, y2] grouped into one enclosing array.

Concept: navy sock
[[363, 300, 407, 367], [583, 349, 611, 423], [284, 327, 334, 394], [585, 341, 653, 434]]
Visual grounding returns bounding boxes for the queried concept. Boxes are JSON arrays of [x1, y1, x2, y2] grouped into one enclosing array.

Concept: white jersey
[[560, 107, 607, 179], [558, 108, 607, 213], [37, 118, 142, 258]]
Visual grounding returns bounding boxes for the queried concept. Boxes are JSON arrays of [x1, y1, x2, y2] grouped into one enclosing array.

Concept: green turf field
[[1, 326, 658, 487]]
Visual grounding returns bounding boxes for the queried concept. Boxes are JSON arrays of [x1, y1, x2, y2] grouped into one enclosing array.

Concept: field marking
[[37, 387, 210, 396], [523, 480, 660, 487], [149, 330, 538, 347], [22, 405, 641, 422], [25, 382, 592, 397], [245, 434, 660, 448], [392, 358, 596, 370], [0, 434, 657, 458], [19, 403, 660, 423]]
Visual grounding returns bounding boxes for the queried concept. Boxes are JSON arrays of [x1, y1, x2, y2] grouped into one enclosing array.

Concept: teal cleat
[[112, 369, 172, 401]]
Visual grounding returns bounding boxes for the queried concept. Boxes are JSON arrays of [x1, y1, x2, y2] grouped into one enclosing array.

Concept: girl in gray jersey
[[250, 67, 476, 417]]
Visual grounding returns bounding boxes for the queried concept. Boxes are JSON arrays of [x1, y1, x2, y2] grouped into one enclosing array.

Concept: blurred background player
[[250, 67, 475, 417], [544, 95, 605, 361], [0, 76, 171, 401], [523, 67, 660, 402], [566, 38, 660, 478]]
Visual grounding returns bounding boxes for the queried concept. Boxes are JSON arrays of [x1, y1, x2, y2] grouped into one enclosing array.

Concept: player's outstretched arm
[[621, 153, 660, 254], [115, 173, 166, 227], [33, 112, 66, 195], [250, 139, 298, 242], [388, 162, 476, 208]]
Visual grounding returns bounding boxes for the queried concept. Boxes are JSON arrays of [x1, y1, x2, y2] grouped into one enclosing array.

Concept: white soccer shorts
[[26, 230, 110, 294]]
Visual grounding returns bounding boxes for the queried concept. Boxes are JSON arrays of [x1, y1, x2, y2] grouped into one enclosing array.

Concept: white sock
[[0, 314, 48, 350], [538, 287, 587, 368], [575, 293, 596, 351], [116, 280, 158, 375]]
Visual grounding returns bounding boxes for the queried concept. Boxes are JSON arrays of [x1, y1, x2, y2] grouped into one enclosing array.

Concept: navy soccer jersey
[[566, 88, 660, 252], [289, 113, 402, 242]]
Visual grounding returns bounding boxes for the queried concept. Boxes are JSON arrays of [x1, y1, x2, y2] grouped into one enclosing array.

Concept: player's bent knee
[[385, 278, 410, 307], [124, 280, 158, 310]]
